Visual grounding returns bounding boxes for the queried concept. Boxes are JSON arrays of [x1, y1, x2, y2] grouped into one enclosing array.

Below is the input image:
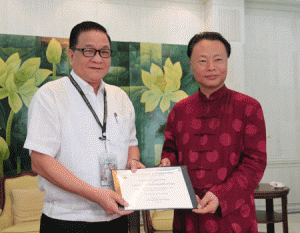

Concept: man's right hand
[[159, 158, 171, 167], [95, 189, 133, 216], [31, 151, 133, 216]]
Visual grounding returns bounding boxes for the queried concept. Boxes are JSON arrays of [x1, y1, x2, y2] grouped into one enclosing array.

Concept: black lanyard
[[68, 74, 108, 141]]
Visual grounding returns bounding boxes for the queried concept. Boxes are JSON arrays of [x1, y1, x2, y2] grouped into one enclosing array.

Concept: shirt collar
[[198, 85, 228, 102], [70, 70, 105, 95]]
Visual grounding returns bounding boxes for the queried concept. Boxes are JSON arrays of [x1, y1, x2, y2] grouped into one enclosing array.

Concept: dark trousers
[[40, 213, 129, 233]]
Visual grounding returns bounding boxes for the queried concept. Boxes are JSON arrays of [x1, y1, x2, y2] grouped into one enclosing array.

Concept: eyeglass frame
[[71, 47, 113, 58]]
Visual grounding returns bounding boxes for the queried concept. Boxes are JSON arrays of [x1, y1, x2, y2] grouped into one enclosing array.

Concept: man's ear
[[67, 49, 74, 64], [189, 59, 194, 73]]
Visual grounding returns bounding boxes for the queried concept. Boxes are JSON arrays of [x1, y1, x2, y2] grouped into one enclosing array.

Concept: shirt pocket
[[107, 112, 129, 149]]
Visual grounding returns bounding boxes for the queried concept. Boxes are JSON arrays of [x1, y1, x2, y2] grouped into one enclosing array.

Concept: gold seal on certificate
[[112, 166, 197, 210]]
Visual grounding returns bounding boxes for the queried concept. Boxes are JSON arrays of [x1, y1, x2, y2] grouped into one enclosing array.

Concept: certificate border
[[112, 166, 198, 210], [180, 166, 198, 209]]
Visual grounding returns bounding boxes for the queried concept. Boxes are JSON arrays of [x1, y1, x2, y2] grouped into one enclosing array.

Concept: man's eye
[[101, 50, 110, 55], [83, 49, 95, 54]]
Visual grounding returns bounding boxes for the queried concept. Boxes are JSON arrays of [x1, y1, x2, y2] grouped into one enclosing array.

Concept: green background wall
[[0, 34, 199, 177]]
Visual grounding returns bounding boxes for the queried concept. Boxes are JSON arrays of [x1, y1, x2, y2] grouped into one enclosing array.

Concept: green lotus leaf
[[6, 73, 17, 93], [170, 90, 188, 102], [164, 58, 173, 69], [8, 92, 22, 113], [16, 57, 41, 81], [34, 69, 53, 86], [164, 59, 182, 80], [0, 88, 9, 99], [0, 136, 9, 160], [0, 58, 6, 70], [13, 73, 26, 89], [150, 63, 164, 78], [164, 62, 182, 92], [17, 78, 35, 94], [0, 70, 8, 87], [142, 70, 159, 91], [141, 70, 152, 89], [160, 93, 172, 113], [0, 47, 34, 58], [6, 53, 20, 65], [46, 38, 62, 64], [164, 62, 182, 83], [109, 67, 127, 76], [172, 62, 182, 80], [141, 89, 163, 112], [20, 86, 38, 107], [150, 63, 165, 91], [6, 57, 21, 77], [153, 72, 167, 92], [165, 69, 180, 93], [165, 58, 180, 70]]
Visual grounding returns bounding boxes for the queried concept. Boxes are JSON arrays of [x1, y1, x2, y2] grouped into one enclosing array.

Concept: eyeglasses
[[72, 48, 113, 58]]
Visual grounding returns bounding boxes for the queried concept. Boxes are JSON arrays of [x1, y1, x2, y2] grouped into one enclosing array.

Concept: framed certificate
[[112, 166, 197, 211]]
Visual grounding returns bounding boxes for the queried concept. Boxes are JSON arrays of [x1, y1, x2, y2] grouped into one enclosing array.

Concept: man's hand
[[95, 189, 133, 216], [159, 158, 171, 167], [192, 191, 219, 214], [127, 159, 146, 173], [31, 151, 133, 216]]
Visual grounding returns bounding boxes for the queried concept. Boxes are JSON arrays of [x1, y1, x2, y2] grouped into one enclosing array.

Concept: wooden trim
[[142, 210, 155, 233]]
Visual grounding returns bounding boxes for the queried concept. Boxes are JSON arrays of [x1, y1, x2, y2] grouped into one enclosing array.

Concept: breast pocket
[[107, 113, 129, 148]]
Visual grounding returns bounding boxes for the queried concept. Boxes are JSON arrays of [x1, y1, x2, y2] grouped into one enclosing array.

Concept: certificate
[[112, 166, 197, 210]]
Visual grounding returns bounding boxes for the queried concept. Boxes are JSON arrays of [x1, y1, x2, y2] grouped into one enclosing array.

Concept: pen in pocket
[[114, 112, 118, 123]]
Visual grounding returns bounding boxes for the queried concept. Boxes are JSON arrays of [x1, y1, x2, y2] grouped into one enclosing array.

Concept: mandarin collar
[[198, 85, 228, 102], [70, 70, 105, 96]]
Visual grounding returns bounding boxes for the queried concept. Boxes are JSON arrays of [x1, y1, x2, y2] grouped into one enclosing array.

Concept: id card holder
[[100, 154, 117, 189]]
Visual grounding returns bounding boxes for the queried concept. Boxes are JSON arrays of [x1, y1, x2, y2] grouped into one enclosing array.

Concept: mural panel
[[0, 34, 199, 177]]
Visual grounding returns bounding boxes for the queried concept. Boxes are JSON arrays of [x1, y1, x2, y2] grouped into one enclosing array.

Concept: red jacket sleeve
[[161, 108, 179, 166], [210, 102, 267, 217]]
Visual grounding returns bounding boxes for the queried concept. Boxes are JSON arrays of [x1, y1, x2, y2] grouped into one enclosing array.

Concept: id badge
[[100, 156, 117, 188]]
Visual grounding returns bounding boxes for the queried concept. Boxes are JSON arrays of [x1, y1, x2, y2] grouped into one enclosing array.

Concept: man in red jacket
[[160, 32, 267, 232]]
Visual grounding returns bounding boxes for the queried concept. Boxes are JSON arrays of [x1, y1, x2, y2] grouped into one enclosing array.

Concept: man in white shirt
[[24, 21, 145, 232]]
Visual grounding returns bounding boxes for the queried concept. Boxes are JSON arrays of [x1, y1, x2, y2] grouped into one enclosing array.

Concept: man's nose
[[92, 51, 104, 62], [207, 60, 216, 70]]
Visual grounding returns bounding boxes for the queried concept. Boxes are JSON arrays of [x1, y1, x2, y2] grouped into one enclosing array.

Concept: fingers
[[195, 195, 202, 209], [119, 210, 134, 215], [114, 193, 129, 207], [111, 194, 134, 216], [192, 192, 219, 214], [192, 205, 211, 214], [130, 161, 146, 173], [159, 158, 171, 167], [97, 189, 131, 215]]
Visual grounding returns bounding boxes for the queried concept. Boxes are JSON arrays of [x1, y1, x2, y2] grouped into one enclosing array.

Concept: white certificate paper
[[112, 166, 197, 210]]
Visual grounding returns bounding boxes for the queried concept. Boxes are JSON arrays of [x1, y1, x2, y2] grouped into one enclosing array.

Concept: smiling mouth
[[205, 75, 218, 79]]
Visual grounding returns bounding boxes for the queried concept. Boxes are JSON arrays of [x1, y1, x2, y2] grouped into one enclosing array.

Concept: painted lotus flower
[[141, 58, 188, 113], [0, 53, 52, 113], [46, 38, 62, 77]]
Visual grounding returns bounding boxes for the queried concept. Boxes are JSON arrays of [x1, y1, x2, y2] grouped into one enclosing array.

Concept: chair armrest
[[142, 210, 155, 233], [0, 207, 13, 231]]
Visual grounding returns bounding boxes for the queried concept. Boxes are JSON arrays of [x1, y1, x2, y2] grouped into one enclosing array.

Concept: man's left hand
[[127, 159, 146, 173], [192, 191, 219, 214]]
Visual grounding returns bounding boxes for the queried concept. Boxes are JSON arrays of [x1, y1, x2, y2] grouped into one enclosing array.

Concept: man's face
[[67, 30, 111, 85], [190, 39, 228, 95]]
